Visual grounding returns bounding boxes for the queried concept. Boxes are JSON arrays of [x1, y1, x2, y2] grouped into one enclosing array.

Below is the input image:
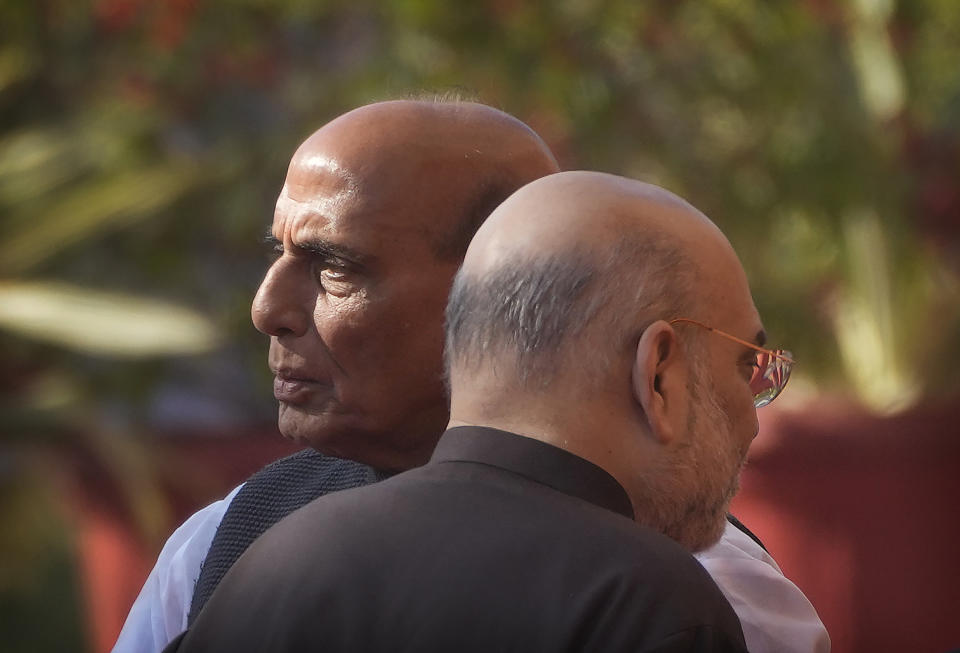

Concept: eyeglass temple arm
[[669, 318, 795, 364]]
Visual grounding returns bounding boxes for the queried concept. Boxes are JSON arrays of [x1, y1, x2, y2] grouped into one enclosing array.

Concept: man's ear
[[631, 320, 689, 445]]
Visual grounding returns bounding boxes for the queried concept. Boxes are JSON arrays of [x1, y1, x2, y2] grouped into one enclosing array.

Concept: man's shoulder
[[204, 461, 749, 652], [214, 447, 381, 540], [247, 448, 371, 483], [186, 449, 383, 625], [574, 523, 749, 651], [234, 447, 382, 501]]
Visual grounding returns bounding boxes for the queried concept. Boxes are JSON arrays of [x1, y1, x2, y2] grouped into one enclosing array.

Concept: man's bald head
[[253, 100, 559, 470], [446, 171, 764, 550], [289, 100, 560, 261], [446, 171, 726, 386]]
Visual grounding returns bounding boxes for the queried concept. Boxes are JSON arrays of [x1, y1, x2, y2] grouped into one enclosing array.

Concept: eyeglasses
[[669, 318, 794, 408]]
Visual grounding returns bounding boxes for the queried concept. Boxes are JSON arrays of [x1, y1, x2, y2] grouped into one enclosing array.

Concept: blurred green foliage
[[0, 460, 86, 653], [1, 0, 959, 650]]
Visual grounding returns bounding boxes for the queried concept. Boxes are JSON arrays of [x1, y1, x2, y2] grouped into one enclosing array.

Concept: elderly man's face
[[251, 145, 460, 469]]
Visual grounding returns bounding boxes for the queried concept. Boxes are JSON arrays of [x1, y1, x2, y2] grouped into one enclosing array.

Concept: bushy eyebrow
[[264, 232, 283, 251], [263, 232, 369, 267]]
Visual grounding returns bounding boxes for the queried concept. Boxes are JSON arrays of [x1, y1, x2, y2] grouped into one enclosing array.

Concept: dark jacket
[[168, 426, 748, 653]]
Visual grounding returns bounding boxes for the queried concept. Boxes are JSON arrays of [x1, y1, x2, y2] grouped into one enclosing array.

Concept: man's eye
[[317, 265, 356, 296]]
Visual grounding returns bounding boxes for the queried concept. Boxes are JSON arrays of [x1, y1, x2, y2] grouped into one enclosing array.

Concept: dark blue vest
[[187, 449, 390, 624]]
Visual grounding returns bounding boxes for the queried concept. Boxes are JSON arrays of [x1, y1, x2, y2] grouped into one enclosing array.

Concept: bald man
[[115, 103, 828, 653], [162, 171, 782, 652], [114, 99, 560, 652]]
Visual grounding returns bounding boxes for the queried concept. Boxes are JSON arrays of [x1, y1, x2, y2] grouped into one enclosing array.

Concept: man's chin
[[689, 514, 729, 553], [691, 487, 740, 552], [276, 403, 404, 468], [276, 404, 351, 450]]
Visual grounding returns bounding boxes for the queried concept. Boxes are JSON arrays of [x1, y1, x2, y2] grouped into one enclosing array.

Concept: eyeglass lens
[[749, 350, 793, 408]]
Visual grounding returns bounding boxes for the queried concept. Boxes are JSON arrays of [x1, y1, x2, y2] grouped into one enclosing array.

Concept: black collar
[[430, 426, 634, 520]]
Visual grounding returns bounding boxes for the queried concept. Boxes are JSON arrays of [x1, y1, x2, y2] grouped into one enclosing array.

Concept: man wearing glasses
[[166, 171, 816, 652]]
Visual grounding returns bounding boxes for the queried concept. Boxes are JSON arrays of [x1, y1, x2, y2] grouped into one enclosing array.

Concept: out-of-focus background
[[1, 1, 958, 651]]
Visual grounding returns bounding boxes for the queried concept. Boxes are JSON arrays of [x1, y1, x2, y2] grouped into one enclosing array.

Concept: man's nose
[[251, 258, 313, 337]]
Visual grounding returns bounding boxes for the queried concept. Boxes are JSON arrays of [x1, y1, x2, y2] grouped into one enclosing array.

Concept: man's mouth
[[272, 370, 330, 403]]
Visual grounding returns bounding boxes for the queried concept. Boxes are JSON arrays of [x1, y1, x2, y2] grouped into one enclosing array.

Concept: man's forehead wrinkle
[[282, 189, 356, 223], [274, 170, 365, 240], [283, 160, 361, 208]]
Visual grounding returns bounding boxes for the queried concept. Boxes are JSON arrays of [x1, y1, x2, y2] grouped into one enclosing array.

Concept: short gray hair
[[445, 234, 698, 385]]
